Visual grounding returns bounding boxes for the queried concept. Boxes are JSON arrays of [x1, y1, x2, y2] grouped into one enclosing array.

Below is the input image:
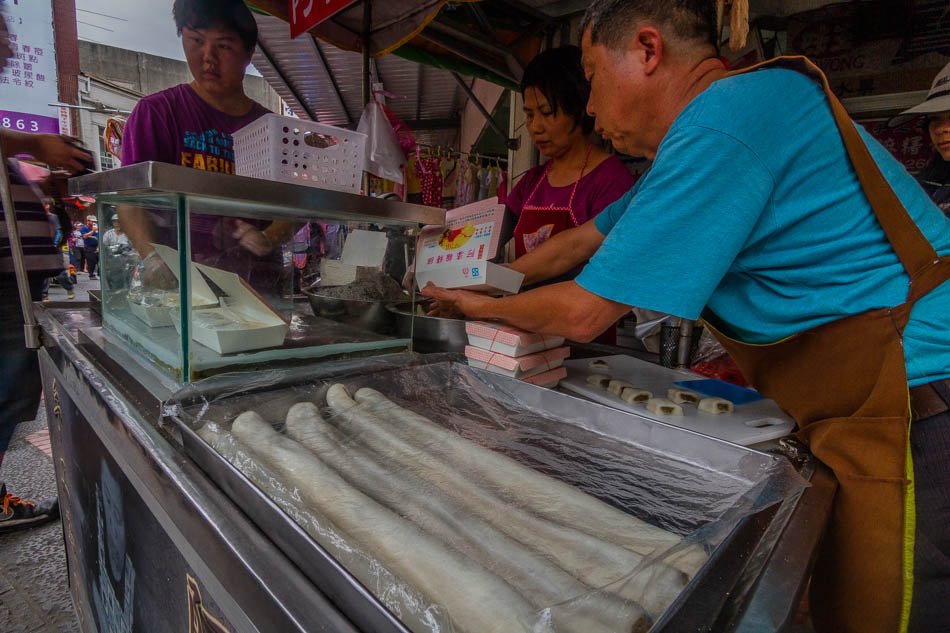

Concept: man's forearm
[[469, 281, 629, 341]]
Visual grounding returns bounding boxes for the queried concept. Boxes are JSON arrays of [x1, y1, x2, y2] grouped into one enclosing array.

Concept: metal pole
[[450, 72, 519, 150], [0, 137, 42, 349], [361, 1, 372, 194], [361, 1, 372, 106]]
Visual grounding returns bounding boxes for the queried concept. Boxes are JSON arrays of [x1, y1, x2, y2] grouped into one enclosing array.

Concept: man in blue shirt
[[423, 2, 949, 632], [78, 215, 99, 280]]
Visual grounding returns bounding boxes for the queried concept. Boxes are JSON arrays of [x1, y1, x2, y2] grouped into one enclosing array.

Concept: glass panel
[[97, 194, 186, 381], [95, 190, 419, 383]]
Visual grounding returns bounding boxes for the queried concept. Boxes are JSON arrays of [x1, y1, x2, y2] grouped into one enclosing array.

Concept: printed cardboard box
[[414, 198, 522, 294]]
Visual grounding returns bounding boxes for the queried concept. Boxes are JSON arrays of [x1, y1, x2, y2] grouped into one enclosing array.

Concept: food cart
[[11, 158, 834, 633]]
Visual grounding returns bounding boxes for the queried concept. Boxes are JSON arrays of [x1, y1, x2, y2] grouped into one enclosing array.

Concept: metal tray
[[170, 356, 823, 633]]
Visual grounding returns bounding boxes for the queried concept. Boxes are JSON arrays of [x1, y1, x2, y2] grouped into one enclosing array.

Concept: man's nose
[[586, 94, 596, 117]]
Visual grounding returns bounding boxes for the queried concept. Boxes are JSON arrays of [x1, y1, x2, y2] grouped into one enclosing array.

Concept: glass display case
[[70, 162, 444, 382]]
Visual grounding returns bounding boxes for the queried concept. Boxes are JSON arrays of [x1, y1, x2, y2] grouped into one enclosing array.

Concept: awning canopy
[[245, 0, 950, 147]]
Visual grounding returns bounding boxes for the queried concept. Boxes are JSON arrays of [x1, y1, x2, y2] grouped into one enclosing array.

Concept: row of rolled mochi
[[586, 376, 734, 416]]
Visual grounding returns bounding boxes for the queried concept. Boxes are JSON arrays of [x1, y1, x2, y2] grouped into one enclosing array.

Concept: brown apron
[[704, 57, 950, 633]]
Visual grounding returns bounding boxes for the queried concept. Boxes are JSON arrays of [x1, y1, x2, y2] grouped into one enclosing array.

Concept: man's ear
[[635, 26, 664, 75]]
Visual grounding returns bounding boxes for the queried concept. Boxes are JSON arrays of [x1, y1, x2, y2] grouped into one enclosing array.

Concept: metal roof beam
[[310, 38, 352, 126], [420, 29, 521, 84], [255, 39, 319, 122], [451, 72, 519, 150], [430, 14, 534, 80], [403, 117, 461, 130]]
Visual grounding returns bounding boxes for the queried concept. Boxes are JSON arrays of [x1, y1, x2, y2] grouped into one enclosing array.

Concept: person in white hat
[[891, 61, 950, 215]]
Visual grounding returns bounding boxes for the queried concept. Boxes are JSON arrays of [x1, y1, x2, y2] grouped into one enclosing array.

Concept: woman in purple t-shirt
[[507, 46, 636, 270]]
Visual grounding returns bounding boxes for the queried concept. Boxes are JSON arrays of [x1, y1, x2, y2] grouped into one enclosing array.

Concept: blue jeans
[[0, 274, 44, 461]]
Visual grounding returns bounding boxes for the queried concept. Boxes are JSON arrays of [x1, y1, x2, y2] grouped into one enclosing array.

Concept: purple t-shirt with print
[[121, 84, 274, 279], [122, 83, 268, 173]]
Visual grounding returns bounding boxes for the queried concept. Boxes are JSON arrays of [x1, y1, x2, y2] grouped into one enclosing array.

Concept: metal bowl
[[386, 301, 468, 353], [302, 286, 402, 334]]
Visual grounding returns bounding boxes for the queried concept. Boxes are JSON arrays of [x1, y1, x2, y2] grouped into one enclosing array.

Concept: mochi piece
[[646, 398, 684, 416], [586, 374, 611, 389], [608, 379, 635, 397], [588, 359, 611, 374], [698, 397, 734, 415], [667, 388, 701, 405], [621, 387, 652, 404]]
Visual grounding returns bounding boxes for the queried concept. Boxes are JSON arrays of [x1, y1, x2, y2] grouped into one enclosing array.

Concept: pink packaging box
[[465, 345, 570, 379], [520, 366, 568, 389], [465, 321, 565, 358]]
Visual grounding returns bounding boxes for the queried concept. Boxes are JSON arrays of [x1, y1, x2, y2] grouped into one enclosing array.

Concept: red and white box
[[465, 345, 570, 379], [465, 321, 565, 358], [521, 366, 568, 389]]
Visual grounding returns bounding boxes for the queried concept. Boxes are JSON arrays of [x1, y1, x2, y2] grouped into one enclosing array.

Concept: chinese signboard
[[0, 0, 59, 134], [860, 118, 935, 174], [289, 0, 358, 39]]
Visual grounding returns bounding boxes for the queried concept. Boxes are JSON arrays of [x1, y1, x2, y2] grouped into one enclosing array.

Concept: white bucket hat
[[889, 61, 950, 127]]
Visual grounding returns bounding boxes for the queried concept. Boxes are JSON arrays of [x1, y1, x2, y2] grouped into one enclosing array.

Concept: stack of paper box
[[464, 321, 569, 388], [414, 198, 523, 295]]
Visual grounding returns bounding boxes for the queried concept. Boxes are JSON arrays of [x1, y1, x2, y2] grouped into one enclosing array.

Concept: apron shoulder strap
[[728, 57, 940, 286]]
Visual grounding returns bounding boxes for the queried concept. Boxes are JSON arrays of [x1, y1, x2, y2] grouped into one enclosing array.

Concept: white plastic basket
[[233, 113, 367, 194]]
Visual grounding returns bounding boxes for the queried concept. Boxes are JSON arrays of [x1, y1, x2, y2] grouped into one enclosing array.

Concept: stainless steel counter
[[69, 162, 445, 226], [35, 303, 834, 633]]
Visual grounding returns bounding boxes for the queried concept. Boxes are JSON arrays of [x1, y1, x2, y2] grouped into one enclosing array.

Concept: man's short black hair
[[521, 45, 595, 136], [173, 0, 258, 52], [583, 0, 718, 53]]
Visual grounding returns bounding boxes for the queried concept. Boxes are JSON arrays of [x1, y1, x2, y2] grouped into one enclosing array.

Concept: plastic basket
[[233, 114, 367, 194]]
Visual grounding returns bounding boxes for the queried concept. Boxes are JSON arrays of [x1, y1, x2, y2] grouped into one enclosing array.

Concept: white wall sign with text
[[0, 0, 60, 134]]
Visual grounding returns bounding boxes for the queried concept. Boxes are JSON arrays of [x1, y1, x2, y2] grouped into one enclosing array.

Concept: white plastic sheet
[[170, 358, 806, 633]]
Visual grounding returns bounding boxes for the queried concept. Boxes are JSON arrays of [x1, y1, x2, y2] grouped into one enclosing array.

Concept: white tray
[[559, 355, 795, 446]]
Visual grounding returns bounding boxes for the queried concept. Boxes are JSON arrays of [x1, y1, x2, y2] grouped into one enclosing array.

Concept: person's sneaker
[[67, 290, 75, 299], [88, 274, 98, 280], [0, 485, 59, 533], [41, 295, 50, 302]]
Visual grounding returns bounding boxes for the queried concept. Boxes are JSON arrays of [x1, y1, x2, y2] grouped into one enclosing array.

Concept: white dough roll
[[353, 386, 705, 577], [284, 402, 650, 633], [231, 410, 540, 633], [346, 386, 704, 618], [326, 385, 685, 619]]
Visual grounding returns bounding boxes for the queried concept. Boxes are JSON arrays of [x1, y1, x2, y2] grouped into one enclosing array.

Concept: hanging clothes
[[497, 169, 508, 204], [477, 163, 491, 200], [405, 153, 423, 204], [419, 156, 443, 207], [440, 156, 459, 209], [486, 163, 501, 199]]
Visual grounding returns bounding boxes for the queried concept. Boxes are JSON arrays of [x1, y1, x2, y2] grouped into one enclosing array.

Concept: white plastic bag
[[357, 100, 405, 184]]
